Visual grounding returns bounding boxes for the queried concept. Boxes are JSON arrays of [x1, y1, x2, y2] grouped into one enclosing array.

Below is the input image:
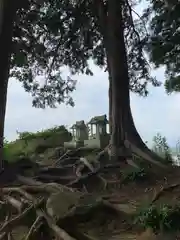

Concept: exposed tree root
[[127, 141, 166, 168], [0, 143, 171, 239], [152, 183, 180, 203], [122, 106, 167, 167], [0, 176, 125, 240]]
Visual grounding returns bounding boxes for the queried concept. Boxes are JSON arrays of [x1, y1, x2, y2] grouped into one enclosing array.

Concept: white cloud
[[4, 63, 180, 147]]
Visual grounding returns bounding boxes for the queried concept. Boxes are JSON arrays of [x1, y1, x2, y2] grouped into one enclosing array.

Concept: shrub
[[152, 133, 173, 164], [121, 168, 147, 183], [17, 125, 71, 141], [3, 125, 72, 162], [135, 204, 180, 232]]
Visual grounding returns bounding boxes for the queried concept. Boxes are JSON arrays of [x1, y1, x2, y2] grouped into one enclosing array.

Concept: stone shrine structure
[[64, 114, 110, 149], [84, 114, 110, 148], [71, 121, 88, 141], [64, 120, 88, 148]]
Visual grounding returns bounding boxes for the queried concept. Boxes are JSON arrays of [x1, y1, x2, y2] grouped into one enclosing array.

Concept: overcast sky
[[4, 61, 180, 147], [4, 1, 180, 147]]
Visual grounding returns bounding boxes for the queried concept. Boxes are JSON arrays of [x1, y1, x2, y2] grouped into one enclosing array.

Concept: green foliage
[[3, 139, 25, 163], [10, 0, 161, 109], [152, 133, 173, 164], [16, 125, 70, 141], [146, 0, 180, 93], [135, 204, 180, 232], [3, 125, 72, 162], [121, 167, 147, 183], [164, 75, 180, 94]]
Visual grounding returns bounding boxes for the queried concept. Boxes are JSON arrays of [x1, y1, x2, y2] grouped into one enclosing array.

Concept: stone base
[[84, 134, 110, 149], [64, 140, 84, 149], [84, 139, 101, 149]]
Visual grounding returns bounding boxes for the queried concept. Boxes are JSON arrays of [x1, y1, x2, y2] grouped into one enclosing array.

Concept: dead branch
[[2, 182, 77, 196], [25, 216, 42, 240], [67, 163, 121, 187], [0, 198, 44, 235], [75, 164, 84, 177], [38, 166, 74, 175], [11, 188, 35, 202], [0, 232, 6, 240], [36, 209, 77, 240], [79, 157, 95, 172], [17, 175, 42, 186], [17, 175, 75, 193], [2, 195, 23, 213], [152, 183, 180, 203], [36, 174, 75, 183], [52, 146, 88, 167]]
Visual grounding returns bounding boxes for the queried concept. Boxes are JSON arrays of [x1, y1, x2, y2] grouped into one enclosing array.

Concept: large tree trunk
[[107, 0, 130, 161], [105, 0, 164, 166], [0, 0, 17, 170], [108, 77, 164, 165]]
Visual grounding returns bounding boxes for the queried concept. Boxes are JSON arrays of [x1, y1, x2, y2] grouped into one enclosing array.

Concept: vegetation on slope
[[2, 126, 180, 239], [3, 127, 176, 167], [3, 125, 72, 163]]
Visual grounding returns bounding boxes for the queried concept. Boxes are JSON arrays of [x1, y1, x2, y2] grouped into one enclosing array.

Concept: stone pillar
[[72, 128, 75, 139], [96, 124, 100, 138], [91, 124, 93, 137], [101, 124, 106, 134], [79, 129, 83, 140], [76, 129, 80, 140]]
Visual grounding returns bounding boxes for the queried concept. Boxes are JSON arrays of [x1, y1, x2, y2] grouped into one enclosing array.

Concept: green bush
[[135, 204, 180, 232]]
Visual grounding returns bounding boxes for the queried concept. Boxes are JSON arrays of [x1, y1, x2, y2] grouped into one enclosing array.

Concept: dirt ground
[[1, 152, 180, 240]]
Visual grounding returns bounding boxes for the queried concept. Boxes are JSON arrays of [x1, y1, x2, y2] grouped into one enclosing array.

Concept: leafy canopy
[[11, 0, 161, 108], [147, 0, 180, 93]]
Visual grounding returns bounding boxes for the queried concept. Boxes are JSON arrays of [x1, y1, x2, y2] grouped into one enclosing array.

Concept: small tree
[[152, 133, 172, 164]]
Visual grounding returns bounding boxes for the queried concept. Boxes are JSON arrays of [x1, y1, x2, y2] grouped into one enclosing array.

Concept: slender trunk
[[106, 52, 112, 135], [95, 0, 112, 135], [106, 0, 130, 161], [108, 77, 112, 134], [0, 0, 17, 170]]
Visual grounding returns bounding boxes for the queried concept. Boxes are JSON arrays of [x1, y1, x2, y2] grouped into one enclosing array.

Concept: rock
[[46, 190, 81, 220]]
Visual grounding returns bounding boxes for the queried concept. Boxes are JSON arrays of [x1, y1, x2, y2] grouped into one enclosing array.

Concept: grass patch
[[135, 204, 180, 232]]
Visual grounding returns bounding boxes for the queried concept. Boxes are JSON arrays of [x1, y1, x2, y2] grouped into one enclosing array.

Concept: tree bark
[[108, 77, 112, 134], [105, 0, 164, 166], [108, 65, 164, 164], [0, 0, 17, 170], [106, 0, 131, 161]]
